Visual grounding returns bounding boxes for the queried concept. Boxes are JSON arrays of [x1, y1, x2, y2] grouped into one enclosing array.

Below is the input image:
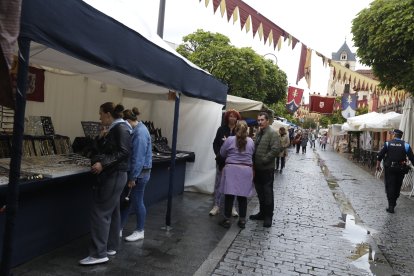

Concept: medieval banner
[[285, 86, 303, 113], [341, 93, 357, 119], [309, 95, 335, 114]]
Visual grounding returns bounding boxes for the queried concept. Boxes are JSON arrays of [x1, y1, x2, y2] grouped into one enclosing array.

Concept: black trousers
[[384, 168, 405, 207], [254, 169, 275, 218], [224, 194, 247, 218], [275, 157, 285, 170], [295, 144, 301, 153]]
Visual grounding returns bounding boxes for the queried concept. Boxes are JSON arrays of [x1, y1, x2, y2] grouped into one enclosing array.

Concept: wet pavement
[[11, 145, 414, 275]]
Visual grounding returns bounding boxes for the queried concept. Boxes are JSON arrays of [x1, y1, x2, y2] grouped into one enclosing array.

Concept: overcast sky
[[121, 0, 373, 100]]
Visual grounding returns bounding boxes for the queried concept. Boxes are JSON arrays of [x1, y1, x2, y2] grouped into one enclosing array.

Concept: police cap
[[392, 129, 403, 135]]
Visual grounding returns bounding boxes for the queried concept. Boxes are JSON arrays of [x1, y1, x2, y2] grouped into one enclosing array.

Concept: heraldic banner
[[341, 93, 357, 119], [309, 95, 335, 114], [286, 86, 304, 113]]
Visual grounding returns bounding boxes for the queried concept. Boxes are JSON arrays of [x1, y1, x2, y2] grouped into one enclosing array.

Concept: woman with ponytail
[[80, 102, 131, 265], [217, 120, 255, 229], [120, 107, 152, 242]]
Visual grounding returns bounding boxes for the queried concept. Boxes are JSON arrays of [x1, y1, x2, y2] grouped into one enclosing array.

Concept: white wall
[[25, 71, 223, 194], [25, 71, 123, 142]]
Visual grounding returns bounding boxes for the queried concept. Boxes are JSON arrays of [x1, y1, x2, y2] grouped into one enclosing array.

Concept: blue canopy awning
[[19, 0, 227, 104]]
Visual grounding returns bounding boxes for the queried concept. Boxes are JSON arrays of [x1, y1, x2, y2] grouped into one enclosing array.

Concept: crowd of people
[[210, 110, 361, 230], [79, 104, 414, 266]]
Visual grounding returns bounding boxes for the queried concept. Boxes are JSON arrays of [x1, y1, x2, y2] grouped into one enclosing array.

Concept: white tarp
[[271, 120, 290, 131], [399, 97, 414, 147], [345, 112, 402, 132], [226, 95, 264, 112]]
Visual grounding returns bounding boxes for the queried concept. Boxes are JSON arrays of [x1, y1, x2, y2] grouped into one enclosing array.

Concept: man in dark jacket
[[250, 112, 282, 227], [376, 129, 414, 213]]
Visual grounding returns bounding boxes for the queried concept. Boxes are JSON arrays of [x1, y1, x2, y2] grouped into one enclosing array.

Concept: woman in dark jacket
[[210, 109, 241, 216], [79, 102, 131, 266]]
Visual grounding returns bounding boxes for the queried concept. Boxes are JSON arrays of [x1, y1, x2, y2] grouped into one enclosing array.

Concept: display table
[[0, 154, 191, 267]]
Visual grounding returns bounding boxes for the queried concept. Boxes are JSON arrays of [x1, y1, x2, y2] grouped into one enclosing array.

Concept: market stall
[[0, 0, 227, 268]]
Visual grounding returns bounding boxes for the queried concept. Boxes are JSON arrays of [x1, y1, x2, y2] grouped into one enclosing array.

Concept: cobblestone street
[[210, 146, 409, 276]]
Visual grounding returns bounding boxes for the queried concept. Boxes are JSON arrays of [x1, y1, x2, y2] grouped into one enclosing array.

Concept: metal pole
[[263, 53, 278, 64], [0, 37, 30, 276], [157, 0, 166, 38], [165, 93, 180, 227]]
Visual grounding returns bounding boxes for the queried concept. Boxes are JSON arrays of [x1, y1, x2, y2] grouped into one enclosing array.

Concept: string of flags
[[199, 0, 407, 98]]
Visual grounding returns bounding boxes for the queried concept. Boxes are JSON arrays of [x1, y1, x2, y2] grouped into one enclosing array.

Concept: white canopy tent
[[399, 97, 414, 147], [343, 112, 402, 132], [225, 95, 267, 119]]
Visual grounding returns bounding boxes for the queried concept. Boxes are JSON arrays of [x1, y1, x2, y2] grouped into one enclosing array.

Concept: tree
[[176, 29, 287, 103], [352, 0, 414, 94]]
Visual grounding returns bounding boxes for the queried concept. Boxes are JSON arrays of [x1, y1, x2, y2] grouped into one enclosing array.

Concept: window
[[340, 51, 347, 60], [345, 63, 350, 69]]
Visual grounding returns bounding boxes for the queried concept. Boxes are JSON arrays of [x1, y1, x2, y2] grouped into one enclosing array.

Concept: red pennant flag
[[285, 86, 304, 113], [287, 86, 303, 105], [309, 95, 335, 114]]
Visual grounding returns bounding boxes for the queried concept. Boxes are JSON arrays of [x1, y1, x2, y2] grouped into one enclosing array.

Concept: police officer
[[376, 129, 414, 213]]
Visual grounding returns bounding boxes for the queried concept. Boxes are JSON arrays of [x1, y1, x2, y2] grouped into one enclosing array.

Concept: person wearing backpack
[[376, 129, 414, 213]]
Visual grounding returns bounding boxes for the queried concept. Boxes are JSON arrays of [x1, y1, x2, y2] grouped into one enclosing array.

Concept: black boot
[[386, 206, 395, 213], [249, 212, 264, 220], [263, 217, 272, 228]]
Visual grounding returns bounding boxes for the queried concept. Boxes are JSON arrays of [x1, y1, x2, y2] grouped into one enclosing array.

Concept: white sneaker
[[107, 250, 117, 256], [79, 256, 109, 265], [125, 230, 144, 242], [231, 207, 239, 217], [209, 206, 220, 216]]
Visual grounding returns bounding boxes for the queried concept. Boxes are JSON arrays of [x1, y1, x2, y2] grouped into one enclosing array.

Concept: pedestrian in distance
[[320, 133, 328, 151], [275, 127, 290, 174], [80, 103, 131, 266], [250, 112, 283, 227], [309, 130, 316, 149], [210, 109, 241, 217], [376, 129, 414, 213], [218, 120, 255, 229], [293, 130, 302, 154], [301, 131, 309, 154], [120, 107, 152, 242]]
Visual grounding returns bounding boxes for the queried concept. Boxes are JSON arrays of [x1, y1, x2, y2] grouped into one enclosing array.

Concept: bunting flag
[[341, 93, 357, 119], [200, 0, 297, 50], [285, 86, 303, 113], [309, 95, 335, 114], [199, 0, 408, 97], [296, 45, 311, 88]]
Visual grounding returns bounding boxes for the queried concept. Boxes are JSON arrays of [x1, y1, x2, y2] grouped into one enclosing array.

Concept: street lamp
[[263, 53, 278, 64]]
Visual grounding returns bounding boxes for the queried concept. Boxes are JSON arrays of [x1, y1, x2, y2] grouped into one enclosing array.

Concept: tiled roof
[[332, 41, 356, 61]]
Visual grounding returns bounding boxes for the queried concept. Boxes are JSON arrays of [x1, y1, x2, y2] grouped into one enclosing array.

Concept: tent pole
[[165, 93, 180, 227], [0, 38, 30, 276]]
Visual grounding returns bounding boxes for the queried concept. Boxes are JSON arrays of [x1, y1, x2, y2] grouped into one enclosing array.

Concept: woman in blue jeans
[[121, 107, 152, 242]]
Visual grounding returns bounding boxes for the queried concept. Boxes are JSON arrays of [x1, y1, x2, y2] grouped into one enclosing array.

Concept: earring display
[[81, 121, 101, 138], [40, 116, 55, 136], [0, 106, 14, 134]]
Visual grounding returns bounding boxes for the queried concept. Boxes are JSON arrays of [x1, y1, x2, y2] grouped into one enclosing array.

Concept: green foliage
[[352, 0, 414, 94], [268, 101, 295, 122], [176, 30, 288, 103], [301, 118, 317, 129], [356, 106, 368, 116]]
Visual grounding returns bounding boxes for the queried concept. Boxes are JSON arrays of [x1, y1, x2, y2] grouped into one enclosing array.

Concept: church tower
[[327, 41, 356, 97]]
